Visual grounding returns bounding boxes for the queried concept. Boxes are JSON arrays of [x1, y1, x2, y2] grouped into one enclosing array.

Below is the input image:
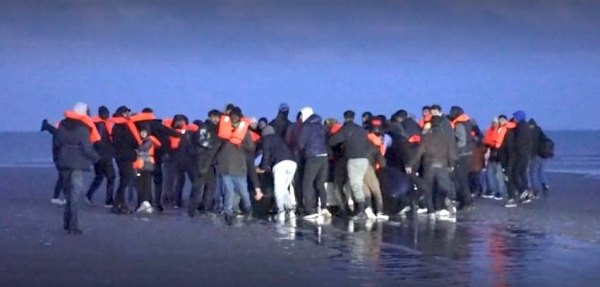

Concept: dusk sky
[[1, 0, 599, 131]]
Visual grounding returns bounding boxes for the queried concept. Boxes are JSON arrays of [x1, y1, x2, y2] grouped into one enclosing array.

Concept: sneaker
[[321, 208, 332, 218], [505, 199, 517, 208], [277, 212, 286, 222], [51, 198, 66, 205], [84, 197, 94, 206], [136, 201, 152, 213], [303, 213, 320, 221], [493, 194, 503, 201], [438, 209, 451, 217], [522, 197, 532, 204], [439, 214, 457, 222], [365, 208, 377, 220], [482, 194, 494, 199], [398, 206, 411, 217], [376, 213, 389, 221], [543, 185, 550, 197], [417, 208, 428, 214], [428, 213, 436, 221], [519, 190, 531, 201], [352, 212, 368, 222], [444, 198, 457, 214]]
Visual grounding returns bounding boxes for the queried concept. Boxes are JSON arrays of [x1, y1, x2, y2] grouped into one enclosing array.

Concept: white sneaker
[[277, 212, 286, 222], [136, 201, 152, 213], [438, 209, 451, 217], [482, 194, 494, 199], [417, 208, 428, 214], [376, 213, 389, 221], [365, 208, 377, 220], [321, 208, 332, 218], [303, 213, 320, 221], [347, 199, 355, 212], [398, 206, 411, 217], [51, 198, 66, 205], [439, 214, 457, 222]]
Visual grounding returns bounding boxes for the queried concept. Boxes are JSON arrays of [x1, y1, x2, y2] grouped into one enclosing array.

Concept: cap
[[73, 102, 88, 116], [278, 103, 289, 112], [115, 106, 131, 115]]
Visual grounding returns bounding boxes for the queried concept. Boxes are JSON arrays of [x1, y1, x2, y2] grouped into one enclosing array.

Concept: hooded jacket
[[93, 118, 114, 160], [112, 116, 140, 163], [260, 126, 295, 171], [54, 118, 99, 171], [408, 126, 457, 169], [214, 128, 255, 177], [296, 109, 328, 157], [449, 107, 474, 157], [385, 122, 411, 168], [270, 112, 292, 140], [193, 120, 220, 173], [328, 121, 371, 159]]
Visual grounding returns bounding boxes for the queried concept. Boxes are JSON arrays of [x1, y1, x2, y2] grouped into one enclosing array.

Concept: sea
[[0, 131, 599, 178]]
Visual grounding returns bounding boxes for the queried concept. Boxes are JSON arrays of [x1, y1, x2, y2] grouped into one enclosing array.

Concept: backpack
[[539, 138, 554, 159]]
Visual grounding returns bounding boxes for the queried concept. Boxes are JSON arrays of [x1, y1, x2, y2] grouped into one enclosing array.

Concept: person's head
[[370, 119, 383, 136], [498, 115, 508, 126], [73, 102, 90, 116], [224, 103, 235, 115], [172, 114, 188, 129], [393, 110, 408, 123], [449, 106, 464, 121], [343, 110, 355, 123], [429, 115, 443, 131], [362, 112, 372, 124], [278, 103, 290, 117], [430, 104, 442, 117], [98, 106, 110, 120], [142, 107, 153, 114], [492, 117, 500, 128], [258, 117, 268, 130], [115, 106, 131, 118], [208, 109, 221, 124], [139, 125, 150, 139], [300, 107, 314, 122], [512, 110, 527, 123], [422, 106, 431, 117], [324, 118, 338, 129], [230, 107, 243, 124]]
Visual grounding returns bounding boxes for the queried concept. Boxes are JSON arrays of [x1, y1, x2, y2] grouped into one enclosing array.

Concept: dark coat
[[385, 122, 410, 168], [193, 120, 220, 174], [53, 118, 99, 171], [296, 114, 328, 158], [214, 130, 255, 177], [328, 121, 371, 159], [514, 120, 533, 160], [112, 118, 139, 163], [260, 134, 295, 171], [135, 118, 181, 161], [270, 113, 292, 139], [93, 121, 114, 160], [408, 127, 457, 169]]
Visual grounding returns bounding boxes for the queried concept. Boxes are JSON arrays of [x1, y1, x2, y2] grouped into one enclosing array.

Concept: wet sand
[[1, 167, 600, 286]]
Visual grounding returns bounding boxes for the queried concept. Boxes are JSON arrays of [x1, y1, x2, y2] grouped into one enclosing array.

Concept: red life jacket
[[367, 133, 385, 169], [418, 114, 432, 128], [61, 111, 102, 143], [250, 131, 261, 143], [92, 116, 113, 139], [130, 112, 156, 123], [450, 114, 470, 129], [495, 122, 516, 148], [483, 126, 498, 147], [110, 117, 142, 145], [330, 123, 343, 134], [229, 118, 253, 147], [217, 115, 233, 140], [133, 136, 162, 170]]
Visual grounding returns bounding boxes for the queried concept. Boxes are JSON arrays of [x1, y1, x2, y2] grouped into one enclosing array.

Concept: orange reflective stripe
[[110, 117, 142, 145], [217, 115, 233, 140], [451, 114, 470, 129], [64, 111, 101, 143], [130, 112, 156, 123]]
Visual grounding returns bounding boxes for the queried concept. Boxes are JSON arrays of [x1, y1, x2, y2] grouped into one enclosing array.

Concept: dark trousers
[[189, 169, 217, 214], [135, 171, 153, 207], [173, 163, 197, 207], [61, 170, 84, 231], [293, 155, 305, 211], [506, 159, 530, 200], [332, 158, 350, 211], [115, 160, 136, 208], [423, 166, 453, 213], [302, 156, 328, 214], [152, 159, 164, 206], [455, 155, 473, 206], [53, 170, 64, 199], [86, 159, 116, 203]]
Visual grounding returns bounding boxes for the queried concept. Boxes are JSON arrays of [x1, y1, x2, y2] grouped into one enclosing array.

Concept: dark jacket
[[112, 117, 139, 163], [296, 114, 328, 158], [174, 132, 197, 167], [93, 121, 114, 160], [214, 129, 255, 177], [401, 118, 421, 141], [270, 113, 292, 139], [408, 127, 457, 169], [260, 134, 295, 172], [366, 143, 386, 168], [193, 120, 220, 173], [53, 118, 99, 171], [514, 120, 533, 160], [328, 121, 371, 159], [285, 121, 303, 153], [135, 118, 181, 161], [385, 122, 410, 168], [499, 126, 517, 168]]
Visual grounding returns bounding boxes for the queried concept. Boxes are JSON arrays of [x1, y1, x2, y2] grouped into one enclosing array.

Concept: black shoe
[[188, 206, 196, 218], [224, 214, 234, 226]]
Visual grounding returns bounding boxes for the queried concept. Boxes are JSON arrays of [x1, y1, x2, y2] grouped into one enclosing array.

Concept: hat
[[115, 106, 131, 115], [278, 103, 289, 112], [513, 110, 527, 122], [492, 117, 499, 123], [73, 102, 88, 116]]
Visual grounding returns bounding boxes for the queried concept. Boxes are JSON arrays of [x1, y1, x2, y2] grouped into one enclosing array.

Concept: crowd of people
[[42, 102, 554, 235]]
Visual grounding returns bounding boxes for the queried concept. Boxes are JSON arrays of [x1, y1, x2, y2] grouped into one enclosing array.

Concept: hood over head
[[300, 107, 314, 122], [449, 106, 464, 121], [305, 113, 322, 124], [261, 125, 276, 136], [528, 118, 537, 126], [73, 102, 88, 116], [513, 110, 527, 122]]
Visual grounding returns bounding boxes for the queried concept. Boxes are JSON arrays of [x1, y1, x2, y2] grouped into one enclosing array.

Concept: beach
[[1, 167, 600, 286]]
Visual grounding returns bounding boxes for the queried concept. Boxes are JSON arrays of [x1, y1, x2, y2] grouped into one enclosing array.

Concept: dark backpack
[[539, 138, 554, 159]]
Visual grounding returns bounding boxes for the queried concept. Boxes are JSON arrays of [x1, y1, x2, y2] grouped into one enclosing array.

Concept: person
[[483, 117, 506, 200], [133, 125, 161, 213], [85, 106, 116, 207], [169, 115, 200, 209], [325, 118, 351, 216], [362, 112, 373, 130], [53, 103, 100, 234], [364, 125, 389, 220], [497, 115, 519, 208], [214, 107, 260, 225], [286, 111, 305, 214], [131, 108, 182, 212], [406, 116, 457, 222], [511, 110, 534, 202], [257, 126, 297, 222], [41, 119, 66, 205], [418, 106, 432, 128], [329, 110, 372, 221], [111, 106, 141, 214], [449, 106, 475, 210], [296, 107, 330, 220], [529, 119, 553, 197], [270, 103, 291, 139], [188, 110, 221, 217], [429, 105, 455, 142]]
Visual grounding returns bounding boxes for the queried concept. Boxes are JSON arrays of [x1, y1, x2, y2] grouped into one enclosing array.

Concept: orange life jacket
[[408, 134, 421, 143], [450, 114, 470, 129], [110, 117, 142, 145], [418, 114, 432, 128], [162, 118, 173, 128], [230, 118, 253, 147], [483, 126, 498, 147], [251, 131, 261, 143], [168, 124, 198, 149], [368, 133, 385, 169], [130, 112, 156, 123], [185, 123, 200, 132], [61, 111, 102, 143], [495, 122, 516, 149], [217, 115, 233, 140], [330, 123, 343, 134], [133, 136, 162, 170], [92, 116, 113, 139]]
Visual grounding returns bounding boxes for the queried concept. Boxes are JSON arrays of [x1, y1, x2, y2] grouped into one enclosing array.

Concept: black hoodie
[[270, 112, 292, 139], [54, 118, 99, 171]]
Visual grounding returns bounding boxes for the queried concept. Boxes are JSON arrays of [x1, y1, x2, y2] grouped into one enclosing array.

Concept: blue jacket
[[53, 118, 99, 171], [296, 114, 328, 158]]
